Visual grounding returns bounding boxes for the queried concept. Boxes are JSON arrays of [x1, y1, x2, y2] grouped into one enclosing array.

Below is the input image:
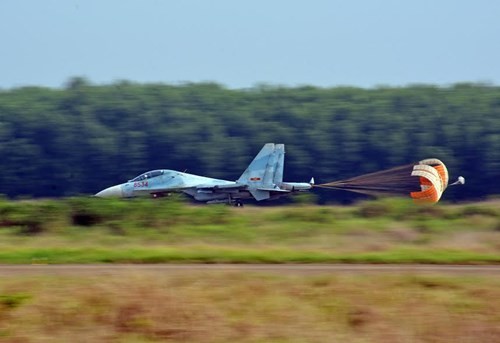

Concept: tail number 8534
[[134, 181, 149, 188]]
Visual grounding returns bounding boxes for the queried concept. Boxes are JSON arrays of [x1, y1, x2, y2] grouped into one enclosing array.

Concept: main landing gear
[[228, 195, 244, 207]]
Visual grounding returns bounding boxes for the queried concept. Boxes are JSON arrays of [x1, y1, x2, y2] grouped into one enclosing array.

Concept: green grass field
[[0, 197, 498, 264], [1, 198, 499, 342]]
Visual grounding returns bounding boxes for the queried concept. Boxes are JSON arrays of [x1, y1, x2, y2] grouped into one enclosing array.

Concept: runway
[[1, 264, 499, 276]]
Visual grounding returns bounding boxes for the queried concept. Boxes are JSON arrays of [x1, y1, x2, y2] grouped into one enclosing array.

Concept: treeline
[[0, 78, 499, 201]]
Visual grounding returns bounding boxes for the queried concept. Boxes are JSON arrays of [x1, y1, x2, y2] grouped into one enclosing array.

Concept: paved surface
[[1, 264, 499, 276]]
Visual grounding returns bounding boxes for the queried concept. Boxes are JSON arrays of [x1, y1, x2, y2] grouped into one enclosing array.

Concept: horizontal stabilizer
[[249, 189, 270, 201], [257, 187, 289, 193]]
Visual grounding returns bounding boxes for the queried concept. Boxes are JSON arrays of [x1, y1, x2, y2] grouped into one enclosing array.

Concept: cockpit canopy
[[130, 170, 165, 182]]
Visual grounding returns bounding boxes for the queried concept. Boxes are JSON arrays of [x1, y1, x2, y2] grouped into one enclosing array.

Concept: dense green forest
[[0, 78, 499, 202]]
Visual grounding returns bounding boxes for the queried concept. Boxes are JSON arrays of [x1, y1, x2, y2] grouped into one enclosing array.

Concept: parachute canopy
[[315, 158, 461, 204]]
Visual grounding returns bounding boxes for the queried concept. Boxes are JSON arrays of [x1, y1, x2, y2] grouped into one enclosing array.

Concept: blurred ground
[[1, 270, 499, 342], [1, 264, 499, 276], [1, 198, 499, 342], [1, 197, 499, 264]]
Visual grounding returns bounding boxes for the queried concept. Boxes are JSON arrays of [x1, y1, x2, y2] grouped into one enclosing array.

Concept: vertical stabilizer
[[237, 143, 275, 187], [272, 144, 285, 185]]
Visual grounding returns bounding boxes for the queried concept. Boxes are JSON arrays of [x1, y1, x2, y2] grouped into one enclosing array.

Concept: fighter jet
[[95, 143, 313, 206]]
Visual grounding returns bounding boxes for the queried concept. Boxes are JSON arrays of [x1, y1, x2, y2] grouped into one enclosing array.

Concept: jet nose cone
[[95, 185, 123, 198]]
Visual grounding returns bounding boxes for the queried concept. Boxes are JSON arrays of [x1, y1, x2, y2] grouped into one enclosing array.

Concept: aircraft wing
[[195, 183, 246, 190]]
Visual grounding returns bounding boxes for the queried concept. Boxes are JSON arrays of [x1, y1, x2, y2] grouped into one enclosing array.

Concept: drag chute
[[315, 158, 463, 204]]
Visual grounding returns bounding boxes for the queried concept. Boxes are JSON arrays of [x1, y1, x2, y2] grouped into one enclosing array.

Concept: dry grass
[[0, 271, 499, 342]]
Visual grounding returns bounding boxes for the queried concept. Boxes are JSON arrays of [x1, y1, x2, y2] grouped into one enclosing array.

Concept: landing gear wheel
[[234, 200, 244, 207]]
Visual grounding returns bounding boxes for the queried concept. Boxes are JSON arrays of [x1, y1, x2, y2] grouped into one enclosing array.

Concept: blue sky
[[1, 0, 499, 89]]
